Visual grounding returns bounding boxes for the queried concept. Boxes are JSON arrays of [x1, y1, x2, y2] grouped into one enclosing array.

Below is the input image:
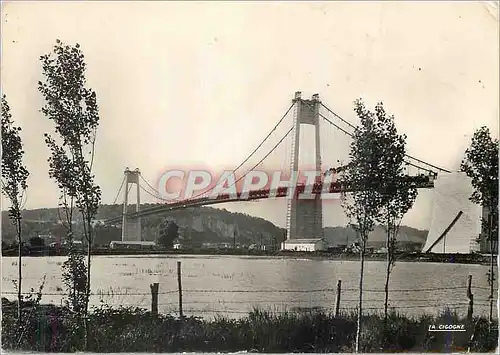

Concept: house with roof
[[281, 238, 328, 252]]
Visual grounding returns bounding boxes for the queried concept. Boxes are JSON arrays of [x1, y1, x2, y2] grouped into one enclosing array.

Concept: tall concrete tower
[[122, 167, 142, 241], [285, 92, 324, 240]]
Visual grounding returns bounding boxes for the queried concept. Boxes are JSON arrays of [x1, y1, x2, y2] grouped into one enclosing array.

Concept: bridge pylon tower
[[122, 167, 141, 241], [285, 92, 324, 244]]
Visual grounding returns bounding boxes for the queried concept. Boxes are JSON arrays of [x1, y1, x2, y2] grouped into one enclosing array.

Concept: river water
[[1, 255, 498, 319]]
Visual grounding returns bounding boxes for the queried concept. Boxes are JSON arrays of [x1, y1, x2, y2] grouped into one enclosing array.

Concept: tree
[[94, 225, 122, 245], [28, 236, 45, 249], [370, 104, 418, 333], [158, 220, 179, 249], [62, 233, 88, 316], [38, 40, 101, 349], [340, 99, 385, 352], [1, 94, 30, 326], [460, 126, 498, 327]]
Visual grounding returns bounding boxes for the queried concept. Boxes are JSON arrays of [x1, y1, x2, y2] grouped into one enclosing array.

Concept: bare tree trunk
[[84, 218, 92, 350], [383, 220, 394, 351], [384, 235, 390, 321], [355, 238, 366, 353], [16, 217, 22, 327], [488, 215, 494, 330], [384, 218, 390, 323], [85, 240, 91, 314]]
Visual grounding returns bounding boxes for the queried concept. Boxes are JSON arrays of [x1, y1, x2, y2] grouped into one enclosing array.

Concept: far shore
[[1, 247, 495, 265]]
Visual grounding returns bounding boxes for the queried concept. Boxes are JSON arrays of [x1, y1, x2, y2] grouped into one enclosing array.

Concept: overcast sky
[[1, 1, 498, 230]]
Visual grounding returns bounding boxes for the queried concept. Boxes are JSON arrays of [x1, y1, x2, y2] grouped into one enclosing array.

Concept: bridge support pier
[[122, 168, 142, 241], [284, 92, 324, 247]]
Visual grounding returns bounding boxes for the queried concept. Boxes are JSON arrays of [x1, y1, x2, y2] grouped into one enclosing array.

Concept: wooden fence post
[[335, 279, 342, 317], [150, 282, 159, 317], [177, 261, 183, 318], [467, 274, 473, 322]]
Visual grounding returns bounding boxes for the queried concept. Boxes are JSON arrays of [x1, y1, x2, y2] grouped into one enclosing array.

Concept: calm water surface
[[2, 255, 498, 318]]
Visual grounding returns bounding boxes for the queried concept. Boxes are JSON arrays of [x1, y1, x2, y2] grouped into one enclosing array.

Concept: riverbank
[[1, 298, 498, 352], [2, 247, 495, 265]]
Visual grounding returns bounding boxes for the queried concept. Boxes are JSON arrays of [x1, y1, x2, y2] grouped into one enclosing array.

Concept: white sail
[[423, 172, 482, 253]]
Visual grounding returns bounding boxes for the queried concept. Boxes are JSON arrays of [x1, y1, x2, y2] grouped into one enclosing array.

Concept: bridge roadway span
[[105, 175, 434, 223]]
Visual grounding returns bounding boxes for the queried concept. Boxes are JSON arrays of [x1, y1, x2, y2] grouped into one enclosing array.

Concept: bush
[[1, 302, 498, 352]]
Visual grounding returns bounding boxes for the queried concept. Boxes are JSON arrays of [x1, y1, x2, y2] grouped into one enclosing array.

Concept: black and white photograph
[[1, 1, 499, 353]]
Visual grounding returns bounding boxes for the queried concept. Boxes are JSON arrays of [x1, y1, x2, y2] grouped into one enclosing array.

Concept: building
[[62, 239, 85, 250], [109, 241, 156, 249], [281, 238, 328, 252], [201, 242, 219, 249], [248, 244, 270, 251]]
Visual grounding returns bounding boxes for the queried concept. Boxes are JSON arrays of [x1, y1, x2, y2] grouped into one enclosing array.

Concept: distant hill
[[1, 204, 285, 246], [2, 204, 428, 248], [324, 225, 428, 247]]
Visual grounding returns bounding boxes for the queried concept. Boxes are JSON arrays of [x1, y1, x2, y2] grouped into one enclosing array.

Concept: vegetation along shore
[[1, 298, 498, 353], [0, 246, 494, 265]]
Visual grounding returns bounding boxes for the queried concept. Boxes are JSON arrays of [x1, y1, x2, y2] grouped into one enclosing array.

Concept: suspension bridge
[[104, 92, 451, 244]]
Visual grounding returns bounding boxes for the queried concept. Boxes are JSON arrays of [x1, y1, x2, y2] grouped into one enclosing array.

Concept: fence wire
[[3, 284, 498, 318], [3, 285, 495, 296]]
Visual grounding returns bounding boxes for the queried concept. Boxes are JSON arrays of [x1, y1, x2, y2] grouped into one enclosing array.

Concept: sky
[[1, 1, 498, 230]]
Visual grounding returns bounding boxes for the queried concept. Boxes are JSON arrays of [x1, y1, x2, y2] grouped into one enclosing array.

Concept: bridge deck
[[105, 176, 434, 223]]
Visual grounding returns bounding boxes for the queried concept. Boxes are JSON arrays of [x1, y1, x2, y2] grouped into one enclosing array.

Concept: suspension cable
[[230, 102, 295, 176], [137, 102, 296, 204], [319, 113, 436, 174], [124, 126, 295, 219], [318, 107, 354, 137], [304, 100, 438, 175], [321, 103, 355, 129], [112, 176, 126, 205], [139, 174, 162, 197], [209, 125, 294, 197], [404, 154, 451, 173], [177, 125, 294, 203], [139, 184, 164, 200], [320, 102, 451, 173]]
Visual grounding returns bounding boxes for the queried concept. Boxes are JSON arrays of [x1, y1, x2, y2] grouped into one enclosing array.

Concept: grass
[[1, 298, 498, 352]]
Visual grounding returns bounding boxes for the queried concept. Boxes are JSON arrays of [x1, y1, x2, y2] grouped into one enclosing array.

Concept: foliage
[[341, 99, 391, 352], [366, 103, 418, 329], [339, 99, 420, 350], [460, 126, 499, 327], [28, 236, 45, 248], [1, 94, 30, 324], [372, 103, 418, 257], [1, 305, 497, 352], [2, 276, 47, 349], [38, 39, 101, 240], [62, 234, 87, 315], [93, 225, 122, 245], [38, 39, 102, 346], [341, 99, 388, 242], [158, 220, 179, 248], [1, 95, 29, 220], [460, 126, 499, 241]]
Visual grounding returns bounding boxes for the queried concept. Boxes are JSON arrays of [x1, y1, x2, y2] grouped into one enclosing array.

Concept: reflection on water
[[1, 255, 498, 319]]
